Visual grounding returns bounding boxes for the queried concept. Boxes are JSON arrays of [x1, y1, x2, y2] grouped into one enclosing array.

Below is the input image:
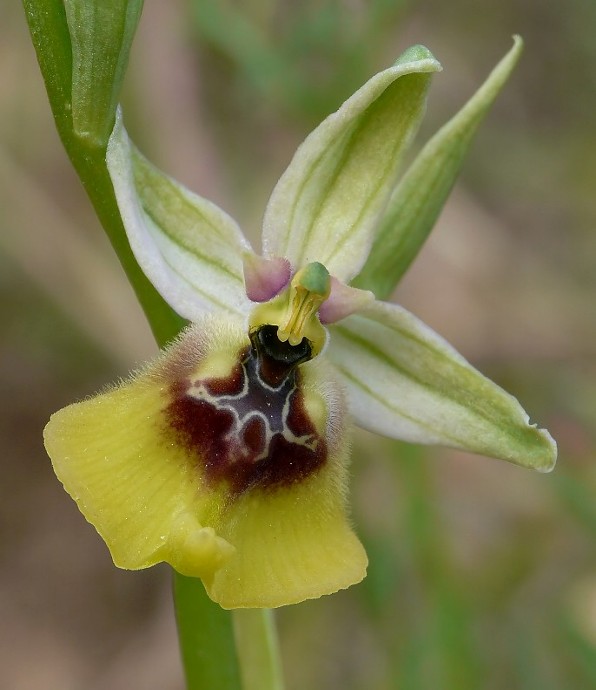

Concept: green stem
[[22, 0, 183, 345], [174, 573, 242, 689], [233, 609, 285, 690], [23, 3, 287, 688]]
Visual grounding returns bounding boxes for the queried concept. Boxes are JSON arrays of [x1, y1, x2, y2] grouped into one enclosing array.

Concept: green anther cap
[[296, 262, 331, 297], [393, 45, 435, 67]]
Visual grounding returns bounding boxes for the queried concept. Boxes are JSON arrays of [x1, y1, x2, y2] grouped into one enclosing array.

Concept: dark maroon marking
[[202, 361, 244, 396], [242, 416, 266, 455], [285, 387, 318, 438], [165, 326, 326, 494]]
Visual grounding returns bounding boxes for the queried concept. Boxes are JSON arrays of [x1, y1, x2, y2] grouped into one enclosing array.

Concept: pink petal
[[243, 254, 292, 302], [319, 277, 375, 324]]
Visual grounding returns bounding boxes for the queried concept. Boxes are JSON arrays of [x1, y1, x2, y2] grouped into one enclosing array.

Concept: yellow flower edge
[[44, 315, 367, 608]]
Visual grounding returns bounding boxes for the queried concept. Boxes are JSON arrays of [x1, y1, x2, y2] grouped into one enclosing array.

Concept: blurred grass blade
[[64, 0, 144, 146], [394, 446, 482, 690], [554, 473, 596, 535], [558, 616, 596, 687], [190, 0, 281, 96], [354, 36, 523, 298]]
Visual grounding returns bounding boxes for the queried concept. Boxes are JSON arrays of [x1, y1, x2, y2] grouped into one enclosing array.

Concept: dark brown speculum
[[166, 325, 327, 494]]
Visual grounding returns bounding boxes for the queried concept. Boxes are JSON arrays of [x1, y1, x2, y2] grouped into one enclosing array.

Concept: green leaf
[[64, 0, 144, 146], [328, 299, 556, 471], [262, 46, 441, 281], [354, 36, 524, 298]]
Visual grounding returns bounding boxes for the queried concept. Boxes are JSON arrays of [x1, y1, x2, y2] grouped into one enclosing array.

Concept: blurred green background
[[2, 1, 595, 688]]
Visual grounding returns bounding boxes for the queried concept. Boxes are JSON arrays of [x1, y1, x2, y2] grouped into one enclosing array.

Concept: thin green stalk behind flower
[[22, 0, 184, 346], [174, 575, 242, 690]]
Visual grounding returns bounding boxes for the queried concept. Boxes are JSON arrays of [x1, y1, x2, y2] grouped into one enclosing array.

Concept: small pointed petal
[[319, 277, 375, 324], [45, 314, 366, 607], [107, 110, 253, 320], [328, 300, 557, 471], [242, 253, 291, 302], [262, 46, 441, 282], [354, 37, 524, 298]]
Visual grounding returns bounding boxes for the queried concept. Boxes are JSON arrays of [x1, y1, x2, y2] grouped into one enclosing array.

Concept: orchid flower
[[44, 41, 556, 610]]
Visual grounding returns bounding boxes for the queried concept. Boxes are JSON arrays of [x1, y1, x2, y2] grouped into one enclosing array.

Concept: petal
[[319, 277, 375, 324], [107, 109, 253, 320], [45, 313, 366, 607], [262, 46, 441, 282], [327, 301, 557, 471], [206, 369, 368, 608], [353, 37, 524, 298], [242, 253, 291, 302], [44, 324, 233, 577]]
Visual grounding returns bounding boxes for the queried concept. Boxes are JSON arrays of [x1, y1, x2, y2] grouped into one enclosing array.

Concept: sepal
[[107, 110, 253, 320], [262, 46, 441, 282], [328, 300, 557, 471]]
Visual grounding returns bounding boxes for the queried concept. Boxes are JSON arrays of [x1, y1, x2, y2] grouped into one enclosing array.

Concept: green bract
[[64, 0, 144, 145]]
